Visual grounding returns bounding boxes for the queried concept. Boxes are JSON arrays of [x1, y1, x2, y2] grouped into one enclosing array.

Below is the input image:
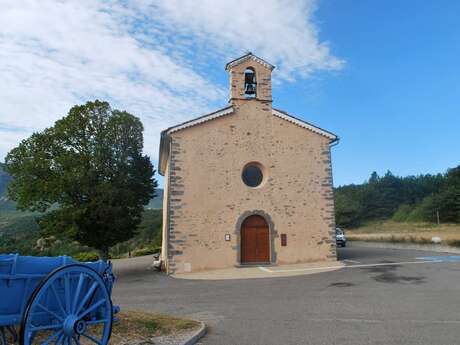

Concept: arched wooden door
[[241, 215, 270, 264]]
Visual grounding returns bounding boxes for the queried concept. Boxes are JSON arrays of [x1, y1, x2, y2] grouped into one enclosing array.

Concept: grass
[[111, 310, 200, 343], [10, 310, 199, 345], [346, 221, 460, 247]]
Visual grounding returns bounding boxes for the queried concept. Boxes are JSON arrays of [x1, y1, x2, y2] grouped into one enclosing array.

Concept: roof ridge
[[225, 53, 275, 71], [164, 105, 234, 135], [272, 108, 338, 141]]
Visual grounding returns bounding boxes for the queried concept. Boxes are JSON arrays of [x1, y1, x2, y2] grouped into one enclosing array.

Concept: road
[[113, 244, 460, 345]]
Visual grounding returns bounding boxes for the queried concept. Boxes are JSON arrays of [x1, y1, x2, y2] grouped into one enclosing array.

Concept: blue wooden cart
[[0, 254, 119, 345]]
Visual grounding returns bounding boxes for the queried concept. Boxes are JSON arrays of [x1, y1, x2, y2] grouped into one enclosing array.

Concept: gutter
[[329, 137, 340, 147]]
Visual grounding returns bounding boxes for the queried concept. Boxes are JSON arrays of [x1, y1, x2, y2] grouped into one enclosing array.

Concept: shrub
[[392, 204, 413, 222], [73, 251, 99, 262], [446, 240, 460, 247], [132, 246, 161, 257], [406, 205, 427, 222]]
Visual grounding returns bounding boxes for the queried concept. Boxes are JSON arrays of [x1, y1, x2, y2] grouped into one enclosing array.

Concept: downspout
[[329, 137, 339, 259], [165, 137, 172, 273]]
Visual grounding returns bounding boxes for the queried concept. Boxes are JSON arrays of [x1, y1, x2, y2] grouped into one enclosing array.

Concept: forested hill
[[0, 163, 12, 197], [335, 165, 460, 228]]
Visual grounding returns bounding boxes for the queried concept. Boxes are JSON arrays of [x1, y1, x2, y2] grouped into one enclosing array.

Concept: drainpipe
[[329, 137, 339, 259]]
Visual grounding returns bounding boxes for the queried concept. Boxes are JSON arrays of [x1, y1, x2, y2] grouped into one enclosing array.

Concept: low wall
[[112, 255, 155, 277]]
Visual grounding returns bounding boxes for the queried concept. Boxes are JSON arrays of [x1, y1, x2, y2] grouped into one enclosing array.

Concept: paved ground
[[113, 244, 460, 345], [172, 260, 344, 280]]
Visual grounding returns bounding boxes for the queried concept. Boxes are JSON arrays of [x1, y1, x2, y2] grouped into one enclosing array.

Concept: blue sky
[[1, 1, 459, 187], [300, 0, 460, 185]]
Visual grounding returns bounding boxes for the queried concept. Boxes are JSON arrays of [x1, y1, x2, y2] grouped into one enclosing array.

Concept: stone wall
[[229, 59, 272, 102], [161, 58, 337, 274], [164, 98, 337, 273]]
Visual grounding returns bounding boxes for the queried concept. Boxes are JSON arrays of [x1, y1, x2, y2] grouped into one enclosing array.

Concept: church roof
[[272, 108, 338, 142], [158, 106, 234, 175], [225, 52, 275, 71], [158, 106, 338, 176], [163, 106, 234, 135]]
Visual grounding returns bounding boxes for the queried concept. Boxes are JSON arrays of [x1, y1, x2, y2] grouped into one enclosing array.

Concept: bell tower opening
[[225, 52, 275, 103], [244, 67, 257, 98]]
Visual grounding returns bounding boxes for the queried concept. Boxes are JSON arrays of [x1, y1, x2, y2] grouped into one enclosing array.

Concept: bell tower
[[225, 52, 275, 104]]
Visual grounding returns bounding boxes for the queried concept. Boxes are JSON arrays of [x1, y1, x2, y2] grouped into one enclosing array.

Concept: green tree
[[436, 166, 460, 222], [334, 185, 363, 227], [5, 100, 157, 259], [334, 168, 456, 227]]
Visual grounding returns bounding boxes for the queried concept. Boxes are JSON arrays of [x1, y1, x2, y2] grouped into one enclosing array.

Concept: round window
[[242, 163, 264, 187]]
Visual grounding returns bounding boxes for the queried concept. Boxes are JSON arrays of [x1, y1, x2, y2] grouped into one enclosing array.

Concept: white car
[[336, 228, 347, 247]]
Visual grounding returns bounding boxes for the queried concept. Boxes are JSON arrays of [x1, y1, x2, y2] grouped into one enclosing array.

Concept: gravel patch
[[112, 327, 201, 345]]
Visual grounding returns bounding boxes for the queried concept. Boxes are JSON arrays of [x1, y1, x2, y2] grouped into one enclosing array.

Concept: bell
[[245, 83, 256, 95], [245, 72, 255, 84]]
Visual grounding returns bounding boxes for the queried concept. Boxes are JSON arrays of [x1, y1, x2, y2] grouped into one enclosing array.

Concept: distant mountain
[[147, 189, 163, 209], [0, 163, 12, 197], [0, 163, 15, 211]]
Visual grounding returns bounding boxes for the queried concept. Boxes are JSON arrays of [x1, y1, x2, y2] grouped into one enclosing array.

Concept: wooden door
[[241, 215, 269, 263]]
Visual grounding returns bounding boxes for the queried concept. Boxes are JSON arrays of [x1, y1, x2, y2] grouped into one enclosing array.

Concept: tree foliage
[[334, 167, 460, 228], [5, 100, 157, 259]]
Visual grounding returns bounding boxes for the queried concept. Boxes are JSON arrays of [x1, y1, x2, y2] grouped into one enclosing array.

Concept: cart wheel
[[0, 326, 18, 345], [20, 265, 113, 345], [0, 327, 6, 345]]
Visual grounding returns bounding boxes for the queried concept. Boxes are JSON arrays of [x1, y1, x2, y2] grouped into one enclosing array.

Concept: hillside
[[147, 189, 164, 209], [0, 163, 12, 196], [335, 165, 460, 228], [0, 163, 164, 255], [0, 163, 163, 212], [1, 160, 163, 256], [0, 208, 162, 257]]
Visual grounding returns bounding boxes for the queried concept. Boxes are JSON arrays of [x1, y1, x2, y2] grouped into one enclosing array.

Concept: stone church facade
[[159, 53, 339, 274]]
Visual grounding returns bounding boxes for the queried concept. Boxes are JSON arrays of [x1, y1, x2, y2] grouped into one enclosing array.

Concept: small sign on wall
[[225, 234, 231, 241], [281, 234, 287, 246]]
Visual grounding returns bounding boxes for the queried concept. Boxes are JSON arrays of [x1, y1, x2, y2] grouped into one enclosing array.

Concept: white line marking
[[288, 317, 460, 325], [343, 259, 360, 264], [258, 266, 272, 273], [346, 260, 444, 269], [259, 265, 342, 273], [258, 259, 444, 274]]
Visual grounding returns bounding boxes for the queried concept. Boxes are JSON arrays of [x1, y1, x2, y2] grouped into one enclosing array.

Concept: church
[[159, 53, 339, 274]]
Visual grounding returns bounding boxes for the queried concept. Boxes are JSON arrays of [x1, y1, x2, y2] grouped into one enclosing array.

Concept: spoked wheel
[[20, 265, 113, 345], [0, 326, 18, 345], [0, 327, 6, 345]]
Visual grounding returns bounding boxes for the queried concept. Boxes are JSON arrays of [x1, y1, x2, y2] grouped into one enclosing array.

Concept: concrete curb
[[351, 240, 460, 254], [180, 321, 207, 345]]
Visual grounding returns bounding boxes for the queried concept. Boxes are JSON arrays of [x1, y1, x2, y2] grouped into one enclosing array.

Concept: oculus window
[[242, 163, 264, 187]]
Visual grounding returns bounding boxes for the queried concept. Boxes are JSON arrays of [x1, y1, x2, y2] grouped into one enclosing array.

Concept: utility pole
[[436, 209, 440, 226]]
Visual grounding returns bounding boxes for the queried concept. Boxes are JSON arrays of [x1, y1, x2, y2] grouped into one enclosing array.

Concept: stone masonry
[[159, 53, 338, 274]]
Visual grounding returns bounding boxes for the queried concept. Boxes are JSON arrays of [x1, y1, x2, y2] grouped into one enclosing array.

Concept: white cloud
[[142, 0, 343, 80], [0, 0, 342, 162]]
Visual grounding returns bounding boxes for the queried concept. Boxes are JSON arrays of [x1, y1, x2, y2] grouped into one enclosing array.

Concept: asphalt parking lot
[[113, 244, 460, 345]]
